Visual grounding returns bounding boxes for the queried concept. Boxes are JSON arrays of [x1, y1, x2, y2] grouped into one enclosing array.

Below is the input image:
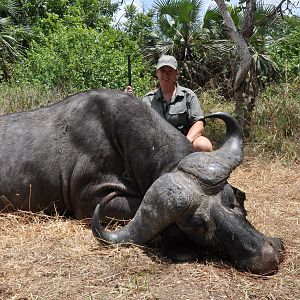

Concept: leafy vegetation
[[5, 0, 153, 94], [0, 82, 66, 114], [251, 79, 300, 162], [0, 0, 29, 80], [11, 25, 152, 94], [198, 79, 300, 162], [267, 16, 300, 81]]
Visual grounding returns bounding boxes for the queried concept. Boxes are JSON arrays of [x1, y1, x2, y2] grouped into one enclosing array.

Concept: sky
[[114, 0, 300, 18]]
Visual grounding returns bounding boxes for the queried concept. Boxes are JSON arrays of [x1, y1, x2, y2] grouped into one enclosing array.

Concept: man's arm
[[186, 120, 205, 143]]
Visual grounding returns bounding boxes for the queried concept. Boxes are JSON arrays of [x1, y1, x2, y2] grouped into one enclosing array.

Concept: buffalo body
[[0, 89, 283, 274]]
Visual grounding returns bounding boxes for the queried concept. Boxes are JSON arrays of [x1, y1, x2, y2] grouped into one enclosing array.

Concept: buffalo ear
[[232, 186, 247, 216]]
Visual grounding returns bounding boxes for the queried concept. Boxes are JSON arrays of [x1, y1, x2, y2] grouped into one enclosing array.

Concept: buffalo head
[[92, 112, 283, 275]]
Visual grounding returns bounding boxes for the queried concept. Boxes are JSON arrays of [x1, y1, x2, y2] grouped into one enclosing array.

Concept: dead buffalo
[[0, 89, 283, 275]]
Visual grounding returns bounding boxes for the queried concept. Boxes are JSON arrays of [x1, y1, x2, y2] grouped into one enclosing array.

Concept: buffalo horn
[[178, 112, 243, 185], [92, 173, 192, 245]]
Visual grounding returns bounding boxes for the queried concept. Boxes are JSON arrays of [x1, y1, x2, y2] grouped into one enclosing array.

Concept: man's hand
[[124, 86, 134, 95]]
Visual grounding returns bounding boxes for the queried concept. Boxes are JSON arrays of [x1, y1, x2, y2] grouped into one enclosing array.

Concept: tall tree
[[213, 0, 290, 136], [214, 0, 254, 136]]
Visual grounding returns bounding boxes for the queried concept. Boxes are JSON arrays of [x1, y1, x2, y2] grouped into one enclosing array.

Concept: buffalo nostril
[[254, 242, 280, 275], [262, 242, 280, 263], [239, 242, 281, 275], [269, 237, 285, 263]]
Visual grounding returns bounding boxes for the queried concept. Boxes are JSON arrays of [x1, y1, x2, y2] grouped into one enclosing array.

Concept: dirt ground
[[0, 157, 299, 300]]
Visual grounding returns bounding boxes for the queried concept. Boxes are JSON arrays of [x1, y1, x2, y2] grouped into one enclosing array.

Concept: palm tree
[[145, 0, 284, 89], [0, 0, 26, 80], [143, 0, 212, 90], [142, 0, 242, 91], [206, 1, 281, 87]]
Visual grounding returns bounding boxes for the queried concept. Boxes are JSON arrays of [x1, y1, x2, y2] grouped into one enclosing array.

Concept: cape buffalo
[[0, 89, 283, 274]]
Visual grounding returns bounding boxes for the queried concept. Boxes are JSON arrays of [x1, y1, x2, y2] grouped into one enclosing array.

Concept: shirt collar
[[157, 83, 184, 103], [175, 84, 185, 97]]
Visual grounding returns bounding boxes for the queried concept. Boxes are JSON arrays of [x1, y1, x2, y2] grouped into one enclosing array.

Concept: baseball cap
[[156, 55, 178, 70]]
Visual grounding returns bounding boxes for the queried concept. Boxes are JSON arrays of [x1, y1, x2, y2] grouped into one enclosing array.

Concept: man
[[125, 55, 212, 152]]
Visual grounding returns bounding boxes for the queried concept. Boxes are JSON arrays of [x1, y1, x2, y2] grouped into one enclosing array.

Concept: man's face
[[156, 66, 178, 85]]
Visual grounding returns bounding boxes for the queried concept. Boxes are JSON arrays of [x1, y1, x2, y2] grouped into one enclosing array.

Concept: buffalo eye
[[189, 215, 206, 227], [179, 211, 207, 231], [221, 185, 240, 210]]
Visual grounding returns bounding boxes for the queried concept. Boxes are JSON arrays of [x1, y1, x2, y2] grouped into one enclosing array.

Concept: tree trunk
[[214, 0, 256, 137]]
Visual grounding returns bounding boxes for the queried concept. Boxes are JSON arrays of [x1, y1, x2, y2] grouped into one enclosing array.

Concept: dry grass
[[1, 157, 299, 300]]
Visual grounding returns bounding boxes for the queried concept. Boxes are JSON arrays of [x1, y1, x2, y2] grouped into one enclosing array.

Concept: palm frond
[[0, 16, 13, 29], [0, 0, 19, 18], [0, 33, 19, 58]]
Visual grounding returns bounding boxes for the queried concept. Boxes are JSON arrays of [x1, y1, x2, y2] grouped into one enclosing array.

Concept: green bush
[[268, 16, 300, 81], [11, 24, 153, 96], [251, 79, 300, 162], [197, 83, 300, 162], [0, 83, 67, 114]]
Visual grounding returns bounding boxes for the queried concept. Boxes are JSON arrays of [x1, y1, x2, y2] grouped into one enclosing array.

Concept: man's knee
[[192, 136, 213, 152]]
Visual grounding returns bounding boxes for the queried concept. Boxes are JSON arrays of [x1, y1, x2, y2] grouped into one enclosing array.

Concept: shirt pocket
[[167, 100, 189, 132], [168, 100, 187, 115]]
